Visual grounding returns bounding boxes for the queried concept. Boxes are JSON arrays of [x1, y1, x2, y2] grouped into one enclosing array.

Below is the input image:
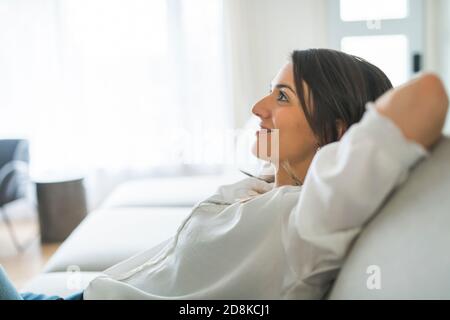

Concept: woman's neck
[[274, 155, 315, 187]]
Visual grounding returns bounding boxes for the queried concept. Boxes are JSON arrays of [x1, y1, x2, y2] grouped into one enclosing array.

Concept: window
[[340, 0, 408, 21], [0, 0, 230, 177], [328, 0, 424, 87]]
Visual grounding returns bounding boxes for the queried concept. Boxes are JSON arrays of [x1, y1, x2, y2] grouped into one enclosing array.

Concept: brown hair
[[291, 48, 393, 146]]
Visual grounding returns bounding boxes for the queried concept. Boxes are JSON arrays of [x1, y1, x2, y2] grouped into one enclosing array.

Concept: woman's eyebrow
[[270, 83, 296, 95]]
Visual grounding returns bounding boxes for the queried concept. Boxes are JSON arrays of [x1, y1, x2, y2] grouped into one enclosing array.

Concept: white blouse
[[83, 104, 428, 300]]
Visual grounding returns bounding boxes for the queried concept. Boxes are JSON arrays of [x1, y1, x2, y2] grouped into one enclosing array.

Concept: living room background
[[0, 0, 449, 210]]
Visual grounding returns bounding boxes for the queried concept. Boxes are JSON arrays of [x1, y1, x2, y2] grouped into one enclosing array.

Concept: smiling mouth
[[256, 128, 272, 135], [258, 125, 273, 133]]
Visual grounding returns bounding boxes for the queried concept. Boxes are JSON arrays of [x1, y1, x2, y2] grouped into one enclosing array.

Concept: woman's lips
[[259, 123, 273, 132], [256, 128, 272, 135]]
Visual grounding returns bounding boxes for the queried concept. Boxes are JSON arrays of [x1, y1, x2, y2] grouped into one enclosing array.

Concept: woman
[[1, 49, 448, 300]]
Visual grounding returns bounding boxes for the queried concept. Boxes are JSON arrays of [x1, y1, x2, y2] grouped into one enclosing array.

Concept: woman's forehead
[[271, 62, 295, 87]]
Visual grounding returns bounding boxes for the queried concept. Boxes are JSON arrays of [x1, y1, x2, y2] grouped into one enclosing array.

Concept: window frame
[[328, 0, 425, 81]]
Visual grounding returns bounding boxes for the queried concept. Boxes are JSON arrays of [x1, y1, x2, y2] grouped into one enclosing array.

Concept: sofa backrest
[[328, 137, 450, 299]]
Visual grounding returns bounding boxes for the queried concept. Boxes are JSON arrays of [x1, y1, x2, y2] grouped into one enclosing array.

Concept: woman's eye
[[277, 91, 288, 102]]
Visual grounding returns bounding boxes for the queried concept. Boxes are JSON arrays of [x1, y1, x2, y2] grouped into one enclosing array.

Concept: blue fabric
[[19, 291, 83, 300], [1, 265, 83, 300], [0, 265, 23, 300], [20, 292, 62, 300], [65, 291, 84, 300]]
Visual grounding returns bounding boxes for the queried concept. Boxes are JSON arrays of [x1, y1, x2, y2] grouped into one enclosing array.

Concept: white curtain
[[0, 0, 232, 207]]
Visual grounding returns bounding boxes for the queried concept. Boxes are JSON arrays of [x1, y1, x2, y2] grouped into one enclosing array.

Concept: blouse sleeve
[[286, 103, 429, 298]]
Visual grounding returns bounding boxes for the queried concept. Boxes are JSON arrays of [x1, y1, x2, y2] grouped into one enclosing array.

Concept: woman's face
[[251, 62, 318, 166]]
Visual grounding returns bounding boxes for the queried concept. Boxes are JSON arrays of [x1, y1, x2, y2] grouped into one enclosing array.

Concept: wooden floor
[[0, 215, 60, 289]]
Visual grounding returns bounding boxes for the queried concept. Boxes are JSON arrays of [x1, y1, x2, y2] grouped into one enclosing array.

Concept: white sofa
[[22, 173, 245, 297], [23, 138, 450, 299]]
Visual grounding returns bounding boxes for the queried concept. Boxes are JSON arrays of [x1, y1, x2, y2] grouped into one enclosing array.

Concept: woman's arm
[[376, 73, 449, 150], [287, 74, 448, 297]]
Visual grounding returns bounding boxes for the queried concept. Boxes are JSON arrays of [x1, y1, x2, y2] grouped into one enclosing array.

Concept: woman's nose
[[252, 99, 271, 119]]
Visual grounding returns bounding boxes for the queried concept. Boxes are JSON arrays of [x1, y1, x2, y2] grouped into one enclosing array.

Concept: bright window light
[[341, 34, 409, 86], [0, 0, 230, 176], [340, 0, 409, 21]]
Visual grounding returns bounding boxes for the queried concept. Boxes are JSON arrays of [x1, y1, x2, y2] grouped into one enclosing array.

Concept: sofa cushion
[[100, 173, 244, 208], [21, 272, 101, 297], [328, 137, 450, 299], [43, 207, 190, 273]]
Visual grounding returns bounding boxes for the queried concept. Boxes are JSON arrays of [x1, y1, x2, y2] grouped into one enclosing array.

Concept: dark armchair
[[0, 139, 32, 252]]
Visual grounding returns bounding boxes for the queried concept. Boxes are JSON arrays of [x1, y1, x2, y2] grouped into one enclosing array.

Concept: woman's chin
[[251, 142, 271, 161]]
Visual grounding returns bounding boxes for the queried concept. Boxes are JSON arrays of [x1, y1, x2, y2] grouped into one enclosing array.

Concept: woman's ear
[[336, 120, 347, 140]]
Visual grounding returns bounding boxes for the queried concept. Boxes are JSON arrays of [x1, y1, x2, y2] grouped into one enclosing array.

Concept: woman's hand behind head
[[375, 73, 449, 150]]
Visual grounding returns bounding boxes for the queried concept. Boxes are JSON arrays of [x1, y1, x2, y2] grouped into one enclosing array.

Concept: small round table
[[34, 176, 88, 243]]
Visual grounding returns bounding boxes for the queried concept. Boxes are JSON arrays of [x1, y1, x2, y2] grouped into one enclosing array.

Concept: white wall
[[225, 0, 328, 128], [437, 0, 450, 135], [425, 0, 450, 135]]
